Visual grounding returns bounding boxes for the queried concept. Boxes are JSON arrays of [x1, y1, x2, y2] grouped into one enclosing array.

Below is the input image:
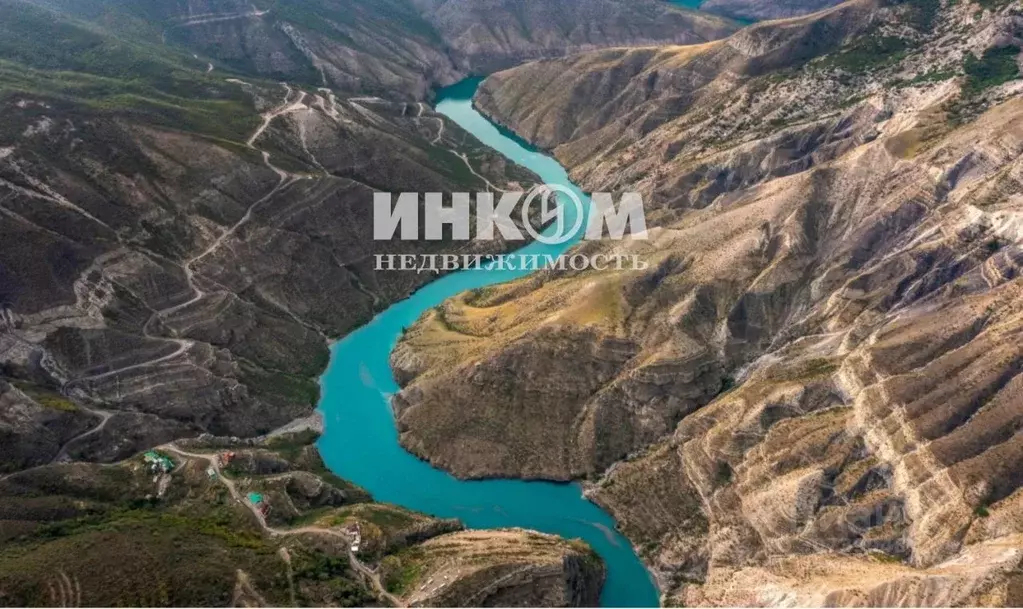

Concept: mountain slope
[[413, 0, 737, 74], [392, 0, 1023, 602], [700, 0, 848, 21], [0, 427, 603, 606], [17, 0, 737, 99], [0, 0, 541, 466]]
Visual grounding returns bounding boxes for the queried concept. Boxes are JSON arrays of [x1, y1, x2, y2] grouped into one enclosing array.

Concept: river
[[317, 77, 660, 607]]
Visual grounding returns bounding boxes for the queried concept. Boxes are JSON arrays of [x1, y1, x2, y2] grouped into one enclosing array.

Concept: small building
[[205, 466, 218, 480], [247, 492, 270, 516], [343, 523, 362, 552], [143, 451, 175, 473], [219, 451, 235, 467]]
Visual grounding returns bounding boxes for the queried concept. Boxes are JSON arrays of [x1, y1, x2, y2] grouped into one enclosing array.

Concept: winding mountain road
[[50, 406, 114, 463], [63, 84, 302, 401]]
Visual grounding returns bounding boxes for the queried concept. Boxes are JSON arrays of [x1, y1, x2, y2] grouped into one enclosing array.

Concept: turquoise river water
[[317, 77, 660, 607]]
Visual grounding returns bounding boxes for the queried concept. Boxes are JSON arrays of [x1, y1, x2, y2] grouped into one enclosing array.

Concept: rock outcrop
[[384, 529, 605, 607]]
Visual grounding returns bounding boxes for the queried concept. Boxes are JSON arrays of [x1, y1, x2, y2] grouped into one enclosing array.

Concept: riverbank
[[316, 78, 659, 607]]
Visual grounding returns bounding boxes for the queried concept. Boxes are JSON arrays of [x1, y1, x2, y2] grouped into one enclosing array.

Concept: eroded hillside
[[393, 0, 1023, 603], [0, 0, 743, 472], [0, 19, 534, 464]]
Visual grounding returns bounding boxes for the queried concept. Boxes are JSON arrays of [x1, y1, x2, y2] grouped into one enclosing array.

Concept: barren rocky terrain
[[393, 0, 1023, 603]]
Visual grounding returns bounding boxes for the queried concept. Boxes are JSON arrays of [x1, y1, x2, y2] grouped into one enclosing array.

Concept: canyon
[[2, 0, 1023, 605], [393, 0, 1023, 603]]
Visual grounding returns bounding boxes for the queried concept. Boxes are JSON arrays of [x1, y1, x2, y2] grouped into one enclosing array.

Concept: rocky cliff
[[394, 0, 1023, 603], [381, 529, 604, 607]]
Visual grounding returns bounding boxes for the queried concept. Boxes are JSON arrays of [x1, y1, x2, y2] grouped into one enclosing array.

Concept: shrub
[[963, 45, 1021, 95]]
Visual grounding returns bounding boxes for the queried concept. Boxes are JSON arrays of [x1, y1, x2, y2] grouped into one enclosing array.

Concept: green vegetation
[[986, 237, 1005, 254], [963, 45, 1021, 95], [816, 35, 911, 74], [380, 547, 427, 595], [330, 504, 418, 532], [33, 504, 267, 550], [12, 381, 77, 412], [717, 375, 737, 396], [568, 539, 604, 572], [900, 0, 942, 30], [870, 550, 905, 564], [0, 2, 260, 142], [0, 506, 285, 606], [975, 504, 991, 517], [897, 69, 958, 87], [945, 45, 1021, 125], [0, 430, 384, 607], [715, 461, 734, 486], [0, 2, 184, 87], [265, 430, 323, 461], [239, 362, 321, 412], [291, 550, 375, 606], [813, 0, 943, 75], [0, 502, 378, 606], [794, 358, 840, 381], [362, 506, 418, 529]]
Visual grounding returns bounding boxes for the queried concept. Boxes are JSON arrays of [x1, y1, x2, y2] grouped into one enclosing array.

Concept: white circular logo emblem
[[521, 184, 585, 245]]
